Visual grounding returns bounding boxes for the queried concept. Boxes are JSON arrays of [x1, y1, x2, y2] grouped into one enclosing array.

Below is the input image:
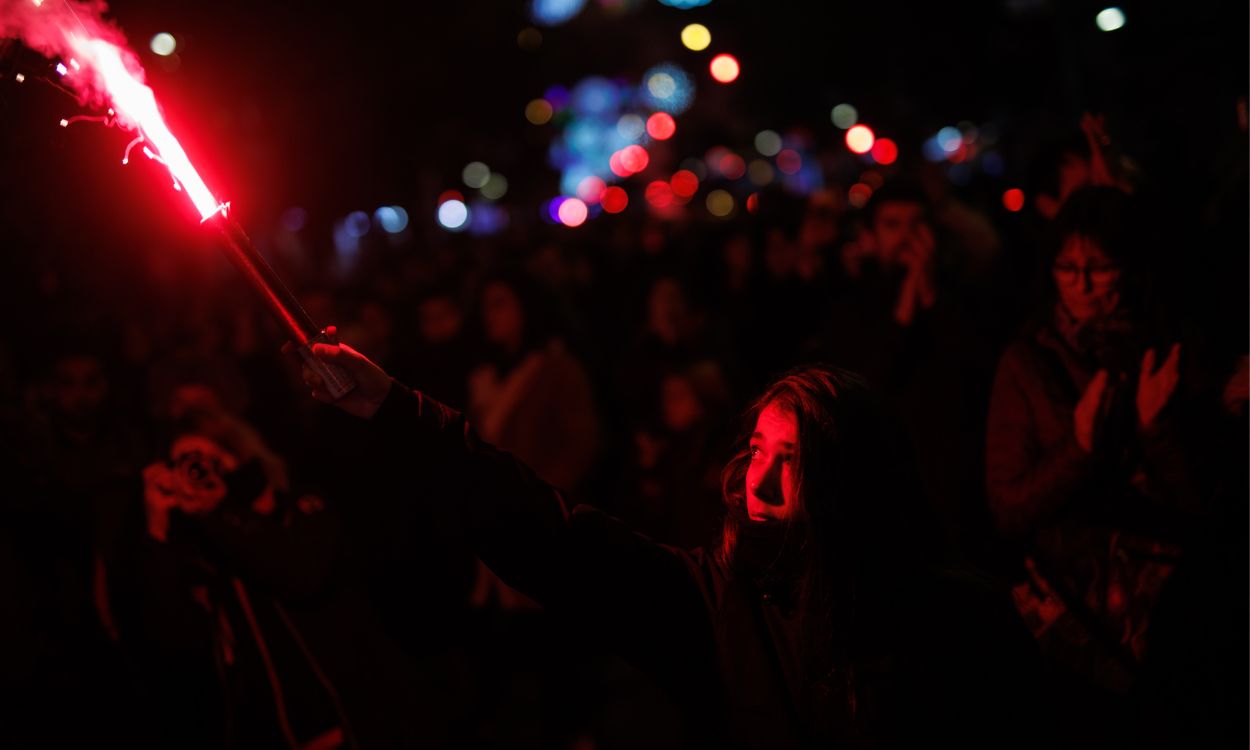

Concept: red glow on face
[[620, 145, 650, 174], [438, 189, 465, 204], [69, 38, 223, 221], [1002, 188, 1026, 212], [870, 137, 898, 165], [709, 54, 740, 83], [719, 153, 746, 180], [601, 186, 629, 213], [557, 197, 588, 227], [845, 124, 875, 155], [577, 176, 607, 204], [645, 180, 674, 209], [776, 149, 802, 175], [670, 170, 698, 198], [646, 112, 676, 140]]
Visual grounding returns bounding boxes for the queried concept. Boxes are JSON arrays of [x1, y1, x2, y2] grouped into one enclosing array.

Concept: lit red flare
[[65, 36, 224, 221]]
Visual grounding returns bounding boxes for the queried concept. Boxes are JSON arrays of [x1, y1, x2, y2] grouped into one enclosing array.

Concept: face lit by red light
[[1053, 234, 1121, 323], [745, 402, 801, 522], [871, 200, 930, 266]]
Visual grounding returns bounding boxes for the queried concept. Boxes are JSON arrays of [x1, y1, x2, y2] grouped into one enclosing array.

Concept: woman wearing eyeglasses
[[984, 186, 1204, 746]]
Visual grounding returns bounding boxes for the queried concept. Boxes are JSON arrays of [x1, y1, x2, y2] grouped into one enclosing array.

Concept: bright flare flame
[[67, 37, 223, 221]]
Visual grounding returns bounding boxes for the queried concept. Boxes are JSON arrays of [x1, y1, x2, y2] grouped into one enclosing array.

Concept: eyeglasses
[[1052, 263, 1121, 286]]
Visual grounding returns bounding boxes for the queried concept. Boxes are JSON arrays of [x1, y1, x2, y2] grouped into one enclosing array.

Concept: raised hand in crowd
[[1136, 343, 1181, 431]]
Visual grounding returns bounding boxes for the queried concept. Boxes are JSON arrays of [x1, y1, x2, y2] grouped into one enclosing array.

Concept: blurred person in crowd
[[299, 348, 1044, 749], [467, 272, 599, 495], [984, 186, 1218, 748], [391, 283, 474, 410], [822, 181, 996, 564], [625, 362, 732, 549], [101, 383, 444, 748], [4, 339, 147, 743]]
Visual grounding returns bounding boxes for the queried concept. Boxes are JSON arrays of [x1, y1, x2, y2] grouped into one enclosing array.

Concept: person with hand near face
[[985, 187, 1206, 748]]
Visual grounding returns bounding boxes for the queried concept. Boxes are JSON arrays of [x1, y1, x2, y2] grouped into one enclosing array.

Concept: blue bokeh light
[[531, 0, 587, 26]]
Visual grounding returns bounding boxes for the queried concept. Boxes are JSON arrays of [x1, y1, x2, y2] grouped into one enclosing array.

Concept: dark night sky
[[0, 0, 1245, 308]]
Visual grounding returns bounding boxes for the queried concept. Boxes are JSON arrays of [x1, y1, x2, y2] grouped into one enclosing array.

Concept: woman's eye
[[748, 446, 761, 459]]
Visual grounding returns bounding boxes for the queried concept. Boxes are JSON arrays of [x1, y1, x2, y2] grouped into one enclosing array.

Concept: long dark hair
[[718, 365, 935, 693]]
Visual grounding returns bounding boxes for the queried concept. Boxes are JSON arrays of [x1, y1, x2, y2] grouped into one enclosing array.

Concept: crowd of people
[[0, 106, 1245, 749]]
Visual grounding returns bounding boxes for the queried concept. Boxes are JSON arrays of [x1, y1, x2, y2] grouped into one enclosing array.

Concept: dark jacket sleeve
[[369, 381, 715, 638], [985, 346, 1095, 538]]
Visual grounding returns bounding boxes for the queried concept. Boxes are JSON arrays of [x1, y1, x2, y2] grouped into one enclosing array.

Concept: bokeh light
[[557, 197, 589, 226], [848, 183, 873, 209], [718, 153, 746, 180], [571, 77, 621, 115], [937, 126, 962, 154], [870, 137, 898, 165], [531, 0, 587, 27], [617, 114, 646, 140], [646, 112, 676, 140], [467, 201, 509, 236], [150, 33, 176, 57], [481, 173, 509, 200], [1002, 188, 1025, 212], [1095, 7, 1125, 32], [746, 193, 759, 214], [706, 189, 735, 217], [374, 205, 409, 234], [525, 99, 553, 125], [645, 180, 674, 209], [776, 149, 801, 175], [620, 144, 650, 173], [658, 0, 712, 8], [577, 175, 608, 203], [345, 210, 371, 238], [437, 200, 469, 230], [670, 170, 699, 197], [845, 125, 875, 154], [831, 103, 858, 129], [709, 54, 740, 83], [641, 63, 695, 114], [754, 129, 782, 156], [601, 186, 629, 213], [748, 159, 775, 186], [680, 23, 711, 51], [462, 162, 491, 189]]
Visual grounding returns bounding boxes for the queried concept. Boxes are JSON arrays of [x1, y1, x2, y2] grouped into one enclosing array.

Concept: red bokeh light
[[845, 125, 875, 155], [670, 170, 699, 198], [1002, 188, 1025, 212], [438, 189, 465, 205], [870, 137, 898, 165], [848, 182, 873, 208], [709, 54, 740, 83], [609, 151, 630, 178], [776, 149, 802, 175], [645, 180, 674, 209], [746, 192, 760, 214], [719, 153, 746, 180], [620, 145, 650, 174], [601, 186, 629, 213], [646, 112, 676, 140]]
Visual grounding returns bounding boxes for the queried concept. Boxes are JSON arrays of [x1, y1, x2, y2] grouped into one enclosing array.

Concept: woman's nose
[[753, 460, 784, 504]]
